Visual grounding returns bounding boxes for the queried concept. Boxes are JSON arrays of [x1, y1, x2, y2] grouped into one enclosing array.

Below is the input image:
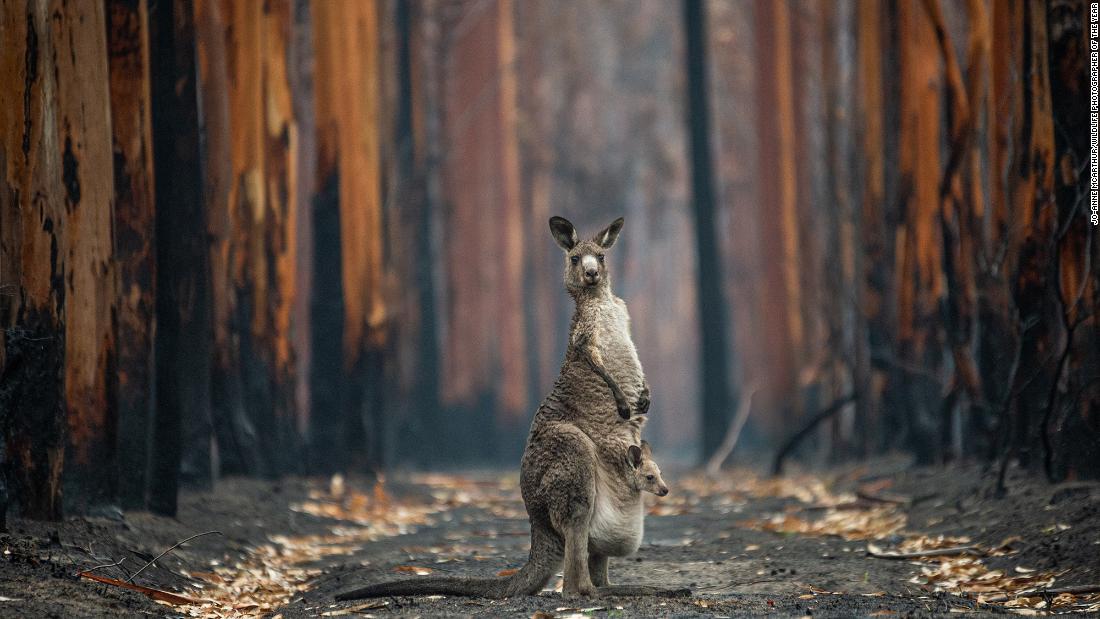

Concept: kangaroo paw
[[616, 401, 632, 419], [635, 394, 650, 415]]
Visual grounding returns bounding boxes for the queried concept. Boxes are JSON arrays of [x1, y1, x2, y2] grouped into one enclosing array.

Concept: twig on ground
[[127, 530, 222, 583], [79, 558, 127, 576], [705, 386, 756, 477]]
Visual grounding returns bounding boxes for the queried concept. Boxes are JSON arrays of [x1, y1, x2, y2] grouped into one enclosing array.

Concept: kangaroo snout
[[584, 267, 599, 282]]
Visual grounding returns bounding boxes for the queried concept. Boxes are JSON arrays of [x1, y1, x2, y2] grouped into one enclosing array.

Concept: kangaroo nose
[[585, 268, 598, 278]]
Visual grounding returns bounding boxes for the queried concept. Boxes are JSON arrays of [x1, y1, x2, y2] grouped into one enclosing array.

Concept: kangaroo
[[336, 217, 686, 601]]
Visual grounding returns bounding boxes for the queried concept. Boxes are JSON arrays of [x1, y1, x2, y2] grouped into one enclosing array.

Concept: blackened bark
[[106, 0, 156, 510], [682, 0, 734, 461], [309, 173, 346, 474], [148, 0, 212, 515]]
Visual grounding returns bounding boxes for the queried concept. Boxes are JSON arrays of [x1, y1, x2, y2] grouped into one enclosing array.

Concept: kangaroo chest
[[592, 299, 643, 389]]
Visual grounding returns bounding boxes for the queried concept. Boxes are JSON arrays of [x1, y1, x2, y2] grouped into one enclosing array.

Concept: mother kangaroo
[[337, 217, 685, 600]]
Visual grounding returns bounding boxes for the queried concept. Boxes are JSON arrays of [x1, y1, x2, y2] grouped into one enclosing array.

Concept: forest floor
[[1, 460, 1099, 618]]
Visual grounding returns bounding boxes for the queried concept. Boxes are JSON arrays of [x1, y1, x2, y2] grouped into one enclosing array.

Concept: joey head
[[628, 441, 668, 497]]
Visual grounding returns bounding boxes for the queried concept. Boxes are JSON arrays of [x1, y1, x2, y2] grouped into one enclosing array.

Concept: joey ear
[[549, 216, 578, 250], [628, 444, 642, 468], [640, 440, 652, 458], [593, 217, 624, 249]]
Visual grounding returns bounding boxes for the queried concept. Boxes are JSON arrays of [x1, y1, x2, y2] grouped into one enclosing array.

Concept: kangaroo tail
[[336, 525, 560, 600]]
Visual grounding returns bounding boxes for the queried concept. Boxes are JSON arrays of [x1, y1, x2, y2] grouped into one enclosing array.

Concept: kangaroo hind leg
[[588, 553, 610, 587], [560, 523, 596, 598]]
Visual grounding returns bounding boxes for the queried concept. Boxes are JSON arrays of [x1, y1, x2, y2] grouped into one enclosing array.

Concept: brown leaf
[[78, 572, 204, 606]]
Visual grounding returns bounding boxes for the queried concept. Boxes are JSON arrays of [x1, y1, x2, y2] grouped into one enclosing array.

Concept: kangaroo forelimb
[[575, 333, 632, 419]]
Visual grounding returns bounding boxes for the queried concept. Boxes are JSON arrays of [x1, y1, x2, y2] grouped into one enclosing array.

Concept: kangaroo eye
[[646, 475, 655, 481], [570, 255, 579, 265], [596, 254, 605, 262]]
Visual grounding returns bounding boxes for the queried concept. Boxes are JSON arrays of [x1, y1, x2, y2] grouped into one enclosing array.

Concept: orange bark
[[753, 0, 801, 426], [54, 0, 118, 504], [313, 0, 386, 369], [1, 0, 70, 519], [896, 0, 943, 359]]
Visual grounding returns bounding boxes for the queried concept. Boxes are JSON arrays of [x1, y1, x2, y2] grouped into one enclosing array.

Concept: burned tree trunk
[[53, 0, 118, 514], [1004, 0, 1059, 472], [193, 0, 263, 477], [1, 1, 70, 522], [856, 0, 890, 455], [148, 0, 212, 515], [1044, 0, 1096, 479], [753, 0, 801, 436], [895, 0, 943, 462], [311, 1, 387, 473], [1, 0, 119, 519], [106, 0, 157, 509], [683, 0, 734, 461]]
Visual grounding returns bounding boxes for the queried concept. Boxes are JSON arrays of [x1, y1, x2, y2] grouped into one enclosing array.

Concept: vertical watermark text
[[1091, 2, 1099, 224]]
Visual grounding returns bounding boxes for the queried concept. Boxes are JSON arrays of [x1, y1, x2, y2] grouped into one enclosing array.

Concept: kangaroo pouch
[[588, 474, 644, 556]]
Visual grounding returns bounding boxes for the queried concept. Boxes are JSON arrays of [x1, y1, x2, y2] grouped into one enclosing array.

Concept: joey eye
[[570, 255, 579, 265]]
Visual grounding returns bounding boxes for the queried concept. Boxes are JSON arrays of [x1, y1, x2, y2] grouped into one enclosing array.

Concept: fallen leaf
[[78, 572, 205, 606]]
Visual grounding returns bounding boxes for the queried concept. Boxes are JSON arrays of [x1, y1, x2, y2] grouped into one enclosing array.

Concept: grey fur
[[336, 217, 685, 601]]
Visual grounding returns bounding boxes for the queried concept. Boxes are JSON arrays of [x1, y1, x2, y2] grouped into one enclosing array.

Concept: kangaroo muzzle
[[581, 255, 600, 285]]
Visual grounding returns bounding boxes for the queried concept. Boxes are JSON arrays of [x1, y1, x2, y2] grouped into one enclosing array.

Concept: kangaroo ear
[[593, 217, 624, 249], [549, 216, 578, 250], [640, 440, 652, 458], [628, 444, 642, 468]]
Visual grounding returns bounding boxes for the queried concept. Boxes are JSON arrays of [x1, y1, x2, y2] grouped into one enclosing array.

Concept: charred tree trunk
[[753, 0, 801, 438], [311, 1, 387, 473], [1, 0, 119, 519], [193, 0, 264, 476], [896, 0, 943, 462], [1, 1, 70, 522], [148, 0, 212, 515], [106, 0, 157, 509], [856, 0, 889, 456], [1044, 0, 1096, 479], [53, 0, 118, 514], [683, 0, 733, 461], [1005, 0, 1059, 472]]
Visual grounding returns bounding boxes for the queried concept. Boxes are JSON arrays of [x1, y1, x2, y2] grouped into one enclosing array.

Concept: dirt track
[[1, 462, 1098, 617]]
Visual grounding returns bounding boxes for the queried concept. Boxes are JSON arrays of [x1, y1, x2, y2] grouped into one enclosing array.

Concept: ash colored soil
[[1, 462, 1097, 618]]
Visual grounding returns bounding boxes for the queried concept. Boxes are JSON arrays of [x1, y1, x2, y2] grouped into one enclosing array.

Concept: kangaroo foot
[[596, 585, 691, 598], [562, 584, 598, 599]]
